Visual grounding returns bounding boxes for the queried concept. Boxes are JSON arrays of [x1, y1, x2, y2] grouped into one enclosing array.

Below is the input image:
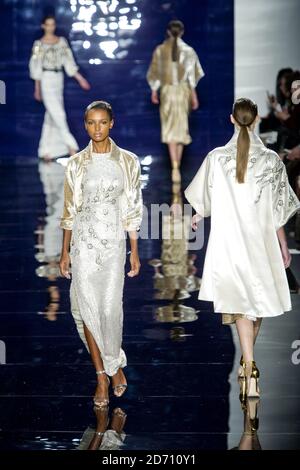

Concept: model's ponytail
[[167, 20, 184, 62], [232, 98, 258, 183]]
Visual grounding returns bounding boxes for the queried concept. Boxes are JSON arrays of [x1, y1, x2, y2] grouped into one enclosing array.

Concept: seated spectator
[[259, 68, 293, 133]]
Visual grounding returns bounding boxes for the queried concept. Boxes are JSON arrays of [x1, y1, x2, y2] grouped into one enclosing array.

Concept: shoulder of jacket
[[154, 43, 164, 54], [208, 147, 224, 158], [262, 148, 283, 166], [180, 40, 195, 53], [66, 148, 85, 168], [119, 148, 139, 164]]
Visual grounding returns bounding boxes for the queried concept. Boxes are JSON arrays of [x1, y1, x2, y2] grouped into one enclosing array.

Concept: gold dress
[[147, 38, 204, 145]]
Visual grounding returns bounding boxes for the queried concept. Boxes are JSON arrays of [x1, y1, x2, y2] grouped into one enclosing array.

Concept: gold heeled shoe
[[171, 161, 181, 184], [238, 355, 245, 380], [242, 361, 260, 398], [247, 361, 260, 397], [239, 360, 260, 400], [94, 370, 110, 408]]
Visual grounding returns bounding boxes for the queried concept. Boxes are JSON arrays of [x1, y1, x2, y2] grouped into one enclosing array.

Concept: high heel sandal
[[248, 398, 260, 434], [113, 370, 127, 398], [94, 370, 110, 408], [113, 407, 127, 419], [241, 361, 260, 398], [171, 161, 181, 184], [238, 355, 245, 380], [111, 408, 127, 434], [246, 361, 260, 397], [113, 383, 127, 398]]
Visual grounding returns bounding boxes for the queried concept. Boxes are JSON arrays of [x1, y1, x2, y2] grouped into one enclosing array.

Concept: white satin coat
[[184, 131, 300, 319]]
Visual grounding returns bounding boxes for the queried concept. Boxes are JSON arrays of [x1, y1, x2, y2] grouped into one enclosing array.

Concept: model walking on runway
[[29, 14, 90, 161], [185, 98, 300, 399], [147, 20, 204, 183], [59, 101, 143, 407]]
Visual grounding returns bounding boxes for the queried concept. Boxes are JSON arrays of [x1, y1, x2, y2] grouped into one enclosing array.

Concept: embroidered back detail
[[218, 145, 267, 177]]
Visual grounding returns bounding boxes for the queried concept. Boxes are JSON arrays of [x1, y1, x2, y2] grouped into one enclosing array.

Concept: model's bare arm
[[127, 231, 141, 277], [59, 229, 72, 278]]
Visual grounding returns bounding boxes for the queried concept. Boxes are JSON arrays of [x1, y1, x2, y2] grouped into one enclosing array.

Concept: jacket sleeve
[[122, 155, 143, 231], [271, 156, 300, 230], [60, 160, 77, 230], [187, 48, 205, 89], [61, 37, 79, 77], [184, 152, 213, 217], [29, 40, 43, 80], [146, 46, 161, 91]]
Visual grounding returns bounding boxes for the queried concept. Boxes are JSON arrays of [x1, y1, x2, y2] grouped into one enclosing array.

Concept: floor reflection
[[230, 398, 262, 451], [148, 169, 200, 332], [35, 159, 65, 320], [77, 407, 127, 451]]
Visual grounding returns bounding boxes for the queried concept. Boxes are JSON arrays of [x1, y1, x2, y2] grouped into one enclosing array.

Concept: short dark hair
[[42, 14, 56, 24], [84, 100, 114, 121]]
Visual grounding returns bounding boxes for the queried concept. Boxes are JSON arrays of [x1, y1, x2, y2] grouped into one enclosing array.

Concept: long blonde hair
[[232, 98, 258, 183]]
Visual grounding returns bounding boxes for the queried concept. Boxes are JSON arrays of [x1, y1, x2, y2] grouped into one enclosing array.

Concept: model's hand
[[127, 252, 141, 277], [191, 90, 199, 110], [78, 76, 91, 90], [151, 90, 159, 105], [59, 252, 71, 279], [34, 87, 42, 102], [191, 214, 201, 231], [280, 243, 291, 268]]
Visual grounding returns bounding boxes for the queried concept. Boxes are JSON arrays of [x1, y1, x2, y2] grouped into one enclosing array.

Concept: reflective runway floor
[[0, 152, 300, 450]]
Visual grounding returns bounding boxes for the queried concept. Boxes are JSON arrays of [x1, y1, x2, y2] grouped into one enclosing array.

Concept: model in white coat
[[185, 98, 300, 399]]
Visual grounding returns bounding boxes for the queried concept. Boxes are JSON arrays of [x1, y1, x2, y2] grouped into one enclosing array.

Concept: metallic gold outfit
[[147, 38, 204, 145]]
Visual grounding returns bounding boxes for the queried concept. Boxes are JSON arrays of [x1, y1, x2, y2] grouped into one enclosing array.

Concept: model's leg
[[168, 142, 181, 183], [238, 318, 262, 376], [236, 318, 260, 397], [253, 318, 262, 345], [177, 143, 184, 167], [88, 407, 109, 450], [97, 245, 127, 397], [236, 318, 254, 363], [83, 323, 109, 406]]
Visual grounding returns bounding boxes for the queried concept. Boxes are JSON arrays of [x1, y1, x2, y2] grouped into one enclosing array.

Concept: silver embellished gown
[[70, 151, 127, 376]]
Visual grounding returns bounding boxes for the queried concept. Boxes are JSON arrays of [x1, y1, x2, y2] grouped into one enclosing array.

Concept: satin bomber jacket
[[147, 38, 205, 91], [60, 138, 143, 232]]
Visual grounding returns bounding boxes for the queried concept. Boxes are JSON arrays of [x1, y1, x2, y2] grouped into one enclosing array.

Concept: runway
[[0, 152, 299, 450], [0, 0, 300, 453]]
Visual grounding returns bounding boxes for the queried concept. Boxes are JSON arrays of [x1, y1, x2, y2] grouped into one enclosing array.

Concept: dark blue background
[[0, 0, 233, 163]]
